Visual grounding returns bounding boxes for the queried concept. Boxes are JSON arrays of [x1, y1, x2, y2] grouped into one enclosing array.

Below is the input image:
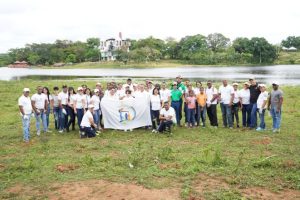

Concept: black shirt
[[249, 83, 261, 103]]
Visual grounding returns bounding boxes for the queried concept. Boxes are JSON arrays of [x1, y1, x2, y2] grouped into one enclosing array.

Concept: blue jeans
[[250, 103, 258, 128], [171, 101, 181, 125], [93, 109, 100, 126], [53, 107, 60, 130], [220, 103, 233, 128], [184, 103, 188, 123], [81, 127, 96, 138], [35, 110, 48, 132], [187, 108, 196, 126], [76, 108, 84, 129], [59, 105, 68, 131], [158, 120, 173, 133], [258, 109, 266, 129], [45, 106, 50, 127], [22, 114, 31, 141], [242, 104, 251, 127], [197, 106, 206, 126], [271, 107, 281, 129]]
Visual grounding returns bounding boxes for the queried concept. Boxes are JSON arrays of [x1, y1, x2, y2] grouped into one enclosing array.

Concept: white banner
[[100, 96, 152, 129]]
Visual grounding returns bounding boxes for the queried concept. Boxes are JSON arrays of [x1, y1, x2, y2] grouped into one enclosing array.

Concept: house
[[8, 61, 29, 68], [100, 35, 131, 61]]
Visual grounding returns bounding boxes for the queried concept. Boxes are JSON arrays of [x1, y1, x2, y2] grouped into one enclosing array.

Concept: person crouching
[[158, 102, 176, 134], [80, 104, 98, 138]]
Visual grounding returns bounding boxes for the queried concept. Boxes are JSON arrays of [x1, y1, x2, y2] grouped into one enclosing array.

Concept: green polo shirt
[[171, 89, 182, 101], [177, 82, 186, 92]]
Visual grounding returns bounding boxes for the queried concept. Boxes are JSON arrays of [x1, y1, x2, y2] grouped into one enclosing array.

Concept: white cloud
[[0, 0, 299, 52]]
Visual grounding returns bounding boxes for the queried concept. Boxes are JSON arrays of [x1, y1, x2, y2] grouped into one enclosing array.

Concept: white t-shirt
[[69, 94, 76, 106], [233, 90, 240, 104], [257, 91, 269, 109], [160, 107, 176, 123], [205, 87, 218, 105], [81, 110, 93, 127], [219, 85, 234, 104], [116, 89, 126, 99], [150, 94, 161, 111], [193, 87, 200, 96], [58, 92, 69, 105], [85, 95, 91, 108], [122, 84, 134, 91], [51, 94, 59, 107], [91, 95, 100, 110], [160, 89, 171, 103], [75, 94, 85, 109], [31, 93, 47, 109], [239, 89, 250, 105], [18, 95, 32, 114]]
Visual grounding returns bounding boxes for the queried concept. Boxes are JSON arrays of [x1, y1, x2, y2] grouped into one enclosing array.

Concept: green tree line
[[1, 34, 299, 66]]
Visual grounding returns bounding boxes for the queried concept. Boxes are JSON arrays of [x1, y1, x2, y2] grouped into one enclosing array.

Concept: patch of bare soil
[[55, 164, 80, 173], [251, 137, 272, 145], [6, 180, 180, 200], [192, 174, 300, 200]]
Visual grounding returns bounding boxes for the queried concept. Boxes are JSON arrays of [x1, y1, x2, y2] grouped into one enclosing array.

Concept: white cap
[[249, 76, 255, 80], [232, 83, 239, 86], [259, 84, 266, 88], [94, 89, 99, 93], [244, 82, 250, 85], [173, 81, 177, 85], [88, 104, 94, 109], [272, 81, 279, 85], [23, 88, 30, 92], [96, 82, 101, 86], [176, 75, 182, 79], [77, 87, 83, 91]]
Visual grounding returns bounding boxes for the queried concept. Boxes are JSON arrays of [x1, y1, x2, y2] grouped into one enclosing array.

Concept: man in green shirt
[[176, 75, 186, 123], [171, 82, 183, 126]]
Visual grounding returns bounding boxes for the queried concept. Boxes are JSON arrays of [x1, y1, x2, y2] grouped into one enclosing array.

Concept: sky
[[0, 0, 300, 53]]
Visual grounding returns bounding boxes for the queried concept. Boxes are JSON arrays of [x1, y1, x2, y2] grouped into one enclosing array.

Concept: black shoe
[[237, 125, 240, 128]]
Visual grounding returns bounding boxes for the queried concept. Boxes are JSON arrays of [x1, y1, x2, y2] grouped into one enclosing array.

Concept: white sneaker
[[37, 130, 40, 136], [46, 130, 52, 133], [152, 129, 156, 133], [58, 130, 63, 133]]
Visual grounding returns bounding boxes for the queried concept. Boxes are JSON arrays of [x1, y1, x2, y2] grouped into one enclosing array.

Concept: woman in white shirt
[[67, 87, 76, 132], [256, 84, 269, 131], [51, 86, 60, 130], [73, 87, 86, 131], [85, 88, 92, 111], [239, 82, 251, 127], [43, 87, 52, 129], [90, 89, 101, 129], [150, 88, 161, 132]]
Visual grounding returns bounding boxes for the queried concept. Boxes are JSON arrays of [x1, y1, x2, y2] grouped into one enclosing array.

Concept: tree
[[165, 37, 178, 59], [207, 33, 230, 52], [177, 34, 208, 59], [86, 38, 100, 49], [65, 54, 77, 63], [232, 37, 252, 54], [281, 36, 300, 49], [250, 37, 277, 63], [28, 53, 40, 65]]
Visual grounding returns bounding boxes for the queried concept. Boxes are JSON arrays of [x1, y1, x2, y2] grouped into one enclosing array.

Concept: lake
[[1, 65, 300, 85]]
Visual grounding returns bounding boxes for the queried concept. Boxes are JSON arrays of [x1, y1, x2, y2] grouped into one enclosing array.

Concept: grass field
[[0, 79, 300, 199]]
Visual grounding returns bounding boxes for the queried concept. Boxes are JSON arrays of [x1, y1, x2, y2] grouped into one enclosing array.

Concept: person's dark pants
[[220, 103, 233, 128], [45, 106, 50, 128], [187, 108, 196, 127], [76, 108, 84, 130], [207, 104, 218, 127], [67, 105, 75, 131], [184, 103, 188, 123], [158, 120, 173, 133], [81, 126, 96, 138], [53, 106, 60, 130], [195, 103, 200, 126], [179, 99, 183, 121], [242, 104, 251, 127], [151, 110, 160, 129], [171, 101, 181, 125], [232, 103, 240, 126], [59, 105, 68, 131], [249, 103, 258, 128]]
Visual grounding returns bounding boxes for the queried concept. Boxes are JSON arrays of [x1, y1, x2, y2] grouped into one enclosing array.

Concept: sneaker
[[256, 127, 262, 131], [272, 129, 278, 133], [46, 130, 52, 133], [229, 127, 233, 129], [237, 125, 240, 128], [152, 129, 156, 133], [58, 130, 63, 133], [37, 130, 40, 136]]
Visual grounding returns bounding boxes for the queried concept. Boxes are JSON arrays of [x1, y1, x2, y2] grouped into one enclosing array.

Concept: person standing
[[43, 87, 52, 128], [196, 86, 207, 128], [52, 86, 60, 130], [232, 83, 240, 128], [84, 88, 92, 110], [249, 77, 261, 129], [31, 86, 49, 135], [185, 90, 197, 128], [91, 89, 101, 130], [150, 88, 161, 133], [67, 87, 76, 132], [160, 81, 171, 106], [205, 80, 218, 127], [218, 80, 234, 128], [74, 87, 86, 132], [170, 82, 183, 126], [175, 75, 186, 122], [18, 88, 33, 142], [268, 81, 283, 133], [256, 84, 269, 131], [58, 85, 69, 133], [239, 82, 251, 128]]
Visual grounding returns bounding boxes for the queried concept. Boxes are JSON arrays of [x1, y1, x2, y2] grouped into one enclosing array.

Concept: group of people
[[18, 76, 283, 142]]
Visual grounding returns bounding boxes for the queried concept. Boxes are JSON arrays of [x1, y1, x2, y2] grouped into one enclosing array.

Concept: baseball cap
[[77, 87, 83, 91], [259, 84, 266, 87], [244, 82, 250, 85], [176, 75, 182, 79], [272, 81, 279, 86], [232, 83, 239, 86], [249, 76, 255, 80], [173, 81, 177, 85], [23, 88, 30, 92]]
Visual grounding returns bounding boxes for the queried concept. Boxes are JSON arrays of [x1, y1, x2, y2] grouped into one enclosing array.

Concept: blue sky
[[0, 0, 299, 53]]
